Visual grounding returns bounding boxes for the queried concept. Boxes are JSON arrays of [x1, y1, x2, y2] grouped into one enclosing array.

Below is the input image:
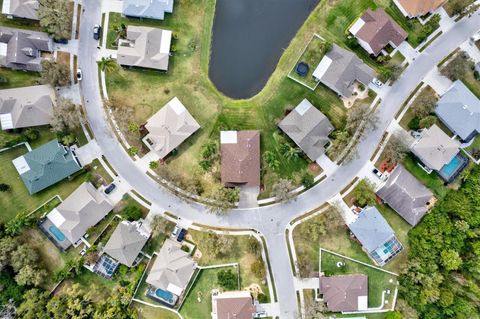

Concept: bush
[[301, 173, 314, 189], [22, 129, 40, 141], [257, 293, 268, 303], [419, 116, 437, 129], [121, 205, 142, 221], [408, 117, 420, 130], [217, 269, 237, 290]]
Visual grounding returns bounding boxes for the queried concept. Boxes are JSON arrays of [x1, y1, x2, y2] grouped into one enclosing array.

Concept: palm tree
[[98, 57, 118, 73]]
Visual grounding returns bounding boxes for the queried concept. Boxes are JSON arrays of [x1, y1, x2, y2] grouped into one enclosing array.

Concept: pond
[[209, 0, 319, 99]]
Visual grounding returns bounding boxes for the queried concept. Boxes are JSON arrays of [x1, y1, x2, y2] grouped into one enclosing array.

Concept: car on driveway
[[373, 168, 387, 181], [93, 24, 102, 40], [372, 78, 383, 87], [104, 183, 116, 194], [76, 68, 82, 81]]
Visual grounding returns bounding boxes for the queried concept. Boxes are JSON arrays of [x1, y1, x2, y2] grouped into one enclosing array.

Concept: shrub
[[301, 173, 314, 189], [121, 205, 142, 221], [217, 269, 237, 290], [257, 293, 268, 303], [408, 117, 420, 130]]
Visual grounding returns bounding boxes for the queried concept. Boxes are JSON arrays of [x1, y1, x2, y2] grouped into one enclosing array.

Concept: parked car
[[177, 228, 186, 242], [372, 78, 383, 87], [171, 225, 180, 239], [53, 38, 68, 44], [76, 68, 82, 81], [104, 183, 116, 194], [93, 24, 102, 40], [372, 168, 387, 181]]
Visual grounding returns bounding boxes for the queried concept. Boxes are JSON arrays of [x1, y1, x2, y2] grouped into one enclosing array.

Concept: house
[[42, 182, 113, 249], [349, 8, 407, 56], [435, 80, 480, 142], [0, 85, 54, 130], [312, 44, 375, 98], [377, 165, 434, 226], [117, 26, 172, 71], [348, 207, 403, 266], [122, 0, 173, 20], [393, 0, 446, 18], [319, 275, 368, 312], [12, 139, 82, 194], [278, 99, 334, 161], [103, 220, 150, 267], [211, 291, 255, 319], [2, 0, 39, 20], [146, 239, 196, 301], [220, 130, 260, 187], [0, 27, 52, 72], [142, 97, 200, 159]]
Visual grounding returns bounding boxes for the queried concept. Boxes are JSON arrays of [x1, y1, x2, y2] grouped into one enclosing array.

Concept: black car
[[176, 228, 186, 242], [104, 183, 116, 194], [93, 24, 102, 40]]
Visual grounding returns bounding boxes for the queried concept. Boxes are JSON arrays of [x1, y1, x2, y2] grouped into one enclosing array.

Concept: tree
[[411, 89, 437, 118], [149, 161, 159, 170], [50, 97, 82, 132], [22, 128, 40, 141], [127, 147, 138, 156], [4, 212, 35, 236], [386, 61, 403, 82], [121, 205, 142, 221], [301, 173, 314, 188], [0, 237, 17, 269], [40, 60, 70, 87], [247, 236, 261, 256], [448, 0, 469, 15], [0, 183, 10, 192], [15, 264, 47, 286], [16, 289, 49, 319], [38, 0, 73, 39], [150, 215, 168, 237], [206, 186, 240, 215], [395, 299, 418, 319], [127, 122, 139, 133], [441, 249, 462, 271], [271, 178, 295, 202], [10, 244, 39, 273], [250, 259, 266, 279], [346, 104, 378, 135], [202, 233, 235, 257], [280, 144, 301, 160], [217, 269, 237, 290], [46, 284, 95, 318], [98, 57, 118, 73], [61, 133, 76, 146], [303, 301, 328, 319], [382, 132, 410, 165], [263, 151, 280, 171], [440, 52, 473, 81], [419, 115, 437, 129], [352, 179, 376, 207]]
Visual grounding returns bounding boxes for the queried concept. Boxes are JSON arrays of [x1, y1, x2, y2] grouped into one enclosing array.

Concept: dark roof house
[[12, 139, 82, 194], [377, 165, 434, 226], [278, 99, 333, 161], [393, 0, 446, 18], [211, 291, 255, 319], [349, 8, 407, 56], [319, 275, 368, 312], [435, 80, 480, 142], [2, 0, 39, 20], [122, 0, 173, 20], [220, 130, 260, 187], [312, 44, 375, 98], [348, 207, 403, 266], [0, 27, 52, 72]]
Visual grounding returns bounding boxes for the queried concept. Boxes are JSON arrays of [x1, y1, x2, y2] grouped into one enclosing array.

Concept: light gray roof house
[[103, 220, 150, 267], [2, 0, 39, 20], [122, 0, 174, 20], [377, 165, 434, 226], [0, 27, 52, 72], [435, 80, 480, 142], [146, 238, 196, 296], [319, 275, 368, 312], [410, 124, 460, 171], [117, 25, 172, 71], [278, 99, 334, 161], [0, 84, 54, 130], [46, 182, 113, 245], [348, 206, 403, 266], [312, 44, 375, 98], [142, 97, 200, 159]]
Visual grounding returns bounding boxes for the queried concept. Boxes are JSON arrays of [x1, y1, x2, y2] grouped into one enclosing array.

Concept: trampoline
[[296, 62, 309, 77]]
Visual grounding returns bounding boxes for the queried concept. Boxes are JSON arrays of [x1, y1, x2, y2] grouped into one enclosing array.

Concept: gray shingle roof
[[117, 26, 172, 71], [435, 80, 480, 141], [313, 44, 375, 98], [348, 206, 395, 253], [0, 84, 54, 130], [377, 165, 433, 226], [13, 139, 81, 194], [122, 0, 173, 20], [319, 275, 368, 312], [0, 27, 52, 72], [142, 97, 200, 159], [103, 221, 150, 267], [278, 99, 334, 161], [47, 182, 113, 244], [2, 0, 39, 20], [410, 124, 460, 171], [146, 238, 195, 295]]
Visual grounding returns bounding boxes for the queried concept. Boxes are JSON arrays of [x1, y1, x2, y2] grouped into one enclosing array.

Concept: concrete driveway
[[238, 185, 260, 208], [73, 139, 102, 166]]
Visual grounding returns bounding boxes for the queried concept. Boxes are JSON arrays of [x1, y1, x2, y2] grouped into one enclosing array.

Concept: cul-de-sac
[[0, 0, 479, 318]]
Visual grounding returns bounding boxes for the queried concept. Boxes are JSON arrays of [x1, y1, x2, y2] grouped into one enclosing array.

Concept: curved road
[[78, 2, 480, 317]]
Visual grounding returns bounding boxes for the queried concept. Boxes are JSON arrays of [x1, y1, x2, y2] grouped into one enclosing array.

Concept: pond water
[[209, 0, 319, 99]]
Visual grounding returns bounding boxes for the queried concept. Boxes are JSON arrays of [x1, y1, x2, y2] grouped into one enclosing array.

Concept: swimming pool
[[439, 154, 468, 182], [49, 225, 66, 241], [151, 288, 177, 305]]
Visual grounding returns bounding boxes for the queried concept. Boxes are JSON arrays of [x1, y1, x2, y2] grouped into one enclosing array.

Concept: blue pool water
[[155, 288, 174, 304], [439, 154, 467, 181], [49, 225, 66, 241]]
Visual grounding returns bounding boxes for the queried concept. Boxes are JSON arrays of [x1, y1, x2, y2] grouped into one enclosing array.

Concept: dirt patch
[[245, 283, 263, 298]]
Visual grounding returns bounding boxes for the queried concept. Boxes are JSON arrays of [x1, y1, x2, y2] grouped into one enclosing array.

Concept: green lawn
[[399, 86, 438, 130], [402, 153, 448, 199], [288, 34, 327, 89], [320, 250, 398, 308], [460, 65, 480, 99], [179, 267, 238, 319], [390, 50, 405, 65], [464, 135, 480, 160], [132, 303, 180, 319], [0, 143, 87, 223], [0, 68, 41, 89]]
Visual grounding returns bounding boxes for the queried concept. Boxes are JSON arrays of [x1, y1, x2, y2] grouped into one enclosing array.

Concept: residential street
[[78, 2, 480, 317]]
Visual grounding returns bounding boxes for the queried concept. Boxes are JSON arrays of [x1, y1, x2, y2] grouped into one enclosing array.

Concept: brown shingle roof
[[396, 0, 445, 17], [214, 291, 255, 319], [220, 130, 260, 187], [319, 275, 368, 312], [353, 8, 407, 56]]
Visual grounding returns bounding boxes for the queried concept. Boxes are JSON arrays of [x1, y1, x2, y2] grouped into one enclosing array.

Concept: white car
[[171, 225, 180, 239], [372, 78, 383, 87], [76, 68, 82, 81]]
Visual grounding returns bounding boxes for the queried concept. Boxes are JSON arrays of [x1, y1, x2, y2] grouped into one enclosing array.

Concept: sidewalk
[[396, 41, 418, 63], [315, 154, 338, 176], [423, 67, 453, 95]]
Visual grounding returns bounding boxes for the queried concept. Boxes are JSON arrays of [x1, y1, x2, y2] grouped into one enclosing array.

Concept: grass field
[[0, 68, 42, 89], [320, 250, 398, 308], [132, 303, 180, 319], [402, 154, 448, 199], [179, 267, 238, 319]]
